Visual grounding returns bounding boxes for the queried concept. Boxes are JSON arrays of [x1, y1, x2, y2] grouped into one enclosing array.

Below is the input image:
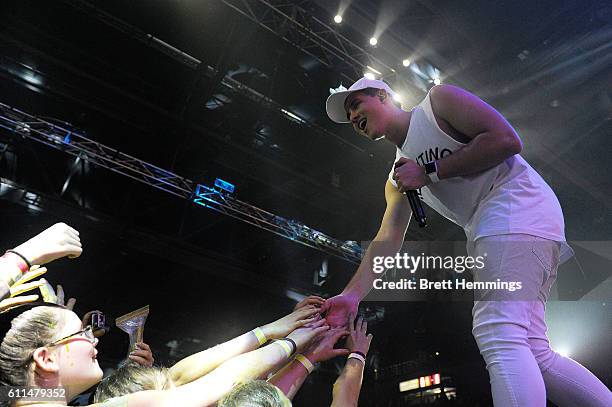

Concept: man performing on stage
[[322, 77, 612, 406]]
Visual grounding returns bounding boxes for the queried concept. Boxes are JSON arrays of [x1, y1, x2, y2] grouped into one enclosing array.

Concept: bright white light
[[334, 15, 342, 24], [393, 93, 403, 103], [364, 72, 376, 80], [366, 65, 382, 75], [369, 37, 378, 46], [280, 108, 305, 124], [433, 77, 441, 85], [556, 347, 570, 358], [402, 59, 411, 67]]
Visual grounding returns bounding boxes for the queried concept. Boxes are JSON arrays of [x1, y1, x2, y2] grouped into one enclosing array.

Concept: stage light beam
[[369, 37, 378, 46], [334, 15, 342, 24]]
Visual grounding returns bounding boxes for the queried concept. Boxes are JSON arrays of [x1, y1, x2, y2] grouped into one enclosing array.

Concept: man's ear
[[377, 89, 387, 102], [32, 347, 60, 374]]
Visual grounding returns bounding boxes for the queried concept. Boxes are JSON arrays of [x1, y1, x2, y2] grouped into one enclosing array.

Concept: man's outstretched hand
[[321, 292, 359, 328]]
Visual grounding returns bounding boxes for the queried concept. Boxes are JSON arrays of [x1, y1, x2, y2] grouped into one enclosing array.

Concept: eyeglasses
[[45, 325, 97, 347]]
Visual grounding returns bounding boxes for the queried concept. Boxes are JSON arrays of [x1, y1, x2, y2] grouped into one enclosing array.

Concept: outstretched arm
[[331, 315, 373, 407], [269, 327, 349, 399], [322, 180, 411, 327], [169, 305, 320, 386]]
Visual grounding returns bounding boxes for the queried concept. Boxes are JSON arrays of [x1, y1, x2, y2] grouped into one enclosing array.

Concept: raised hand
[[346, 314, 373, 356], [321, 292, 359, 328], [287, 318, 329, 353], [261, 305, 320, 340], [12, 222, 82, 266], [129, 342, 155, 367], [303, 327, 350, 363], [293, 295, 325, 311]]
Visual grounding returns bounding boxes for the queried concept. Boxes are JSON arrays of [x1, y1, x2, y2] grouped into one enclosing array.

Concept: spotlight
[[393, 93, 403, 103], [556, 347, 571, 358], [402, 59, 411, 67], [334, 14, 342, 24], [433, 77, 441, 85], [364, 72, 376, 80], [369, 37, 378, 46], [366, 65, 382, 75]]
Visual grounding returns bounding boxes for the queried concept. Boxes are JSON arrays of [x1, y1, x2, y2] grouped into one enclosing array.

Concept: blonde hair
[[94, 364, 172, 402], [0, 306, 65, 399]]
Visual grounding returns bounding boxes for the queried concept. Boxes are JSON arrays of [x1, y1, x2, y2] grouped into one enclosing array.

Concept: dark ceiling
[[0, 0, 610, 404]]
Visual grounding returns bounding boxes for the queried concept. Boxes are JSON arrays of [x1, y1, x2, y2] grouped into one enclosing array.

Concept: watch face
[[425, 161, 437, 174]]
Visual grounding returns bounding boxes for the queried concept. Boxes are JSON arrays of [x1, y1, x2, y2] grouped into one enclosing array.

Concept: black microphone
[[405, 190, 427, 227]]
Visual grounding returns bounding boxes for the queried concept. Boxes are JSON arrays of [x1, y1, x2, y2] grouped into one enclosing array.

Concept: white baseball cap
[[325, 77, 397, 123]]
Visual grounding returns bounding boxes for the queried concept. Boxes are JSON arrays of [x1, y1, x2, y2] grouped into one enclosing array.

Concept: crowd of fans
[[0, 223, 373, 406]]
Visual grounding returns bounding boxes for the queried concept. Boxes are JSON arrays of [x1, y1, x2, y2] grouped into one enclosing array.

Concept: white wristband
[[348, 352, 366, 364]]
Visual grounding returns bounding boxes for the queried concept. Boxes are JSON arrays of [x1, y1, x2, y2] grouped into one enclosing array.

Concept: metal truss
[[220, 0, 396, 82], [194, 185, 362, 263], [0, 102, 363, 263], [0, 103, 193, 199]]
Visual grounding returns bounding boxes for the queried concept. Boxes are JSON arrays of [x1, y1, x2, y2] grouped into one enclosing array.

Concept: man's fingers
[[394, 157, 409, 168]]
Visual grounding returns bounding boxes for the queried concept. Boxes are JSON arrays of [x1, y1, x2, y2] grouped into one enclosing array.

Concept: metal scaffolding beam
[[0, 102, 363, 264], [220, 0, 397, 82]]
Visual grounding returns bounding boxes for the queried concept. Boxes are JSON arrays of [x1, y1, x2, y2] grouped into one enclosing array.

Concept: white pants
[[468, 234, 612, 407]]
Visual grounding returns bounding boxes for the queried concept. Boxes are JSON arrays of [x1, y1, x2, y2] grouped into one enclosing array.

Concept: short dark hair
[[218, 380, 291, 407], [93, 364, 172, 402]]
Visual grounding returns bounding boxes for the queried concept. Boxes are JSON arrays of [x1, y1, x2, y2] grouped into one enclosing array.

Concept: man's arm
[[430, 84, 522, 179], [343, 180, 411, 299], [322, 180, 410, 327]]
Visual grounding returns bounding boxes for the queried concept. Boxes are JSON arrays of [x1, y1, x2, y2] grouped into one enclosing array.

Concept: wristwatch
[[424, 161, 440, 184]]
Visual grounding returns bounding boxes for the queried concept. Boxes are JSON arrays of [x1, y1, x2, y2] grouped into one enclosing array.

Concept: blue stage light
[[214, 178, 235, 194]]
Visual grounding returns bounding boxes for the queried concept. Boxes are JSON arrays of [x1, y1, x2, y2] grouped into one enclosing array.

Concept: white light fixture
[[369, 37, 378, 46], [402, 59, 411, 67], [280, 108, 305, 124], [393, 93, 403, 103], [366, 65, 382, 75], [433, 77, 441, 85], [334, 14, 342, 24], [364, 72, 376, 80], [556, 347, 570, 358]]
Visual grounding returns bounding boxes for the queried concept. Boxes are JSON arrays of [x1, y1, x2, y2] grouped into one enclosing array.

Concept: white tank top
[[389, 91, 573, 262]]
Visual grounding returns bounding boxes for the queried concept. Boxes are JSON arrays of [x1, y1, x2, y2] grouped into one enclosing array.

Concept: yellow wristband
[[276, 340, 293, 357], [253, 327, 267, 346], [295, 354, 314, 374]]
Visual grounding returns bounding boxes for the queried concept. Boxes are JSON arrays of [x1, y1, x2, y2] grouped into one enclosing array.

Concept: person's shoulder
[[428, 84, 467, 103]]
